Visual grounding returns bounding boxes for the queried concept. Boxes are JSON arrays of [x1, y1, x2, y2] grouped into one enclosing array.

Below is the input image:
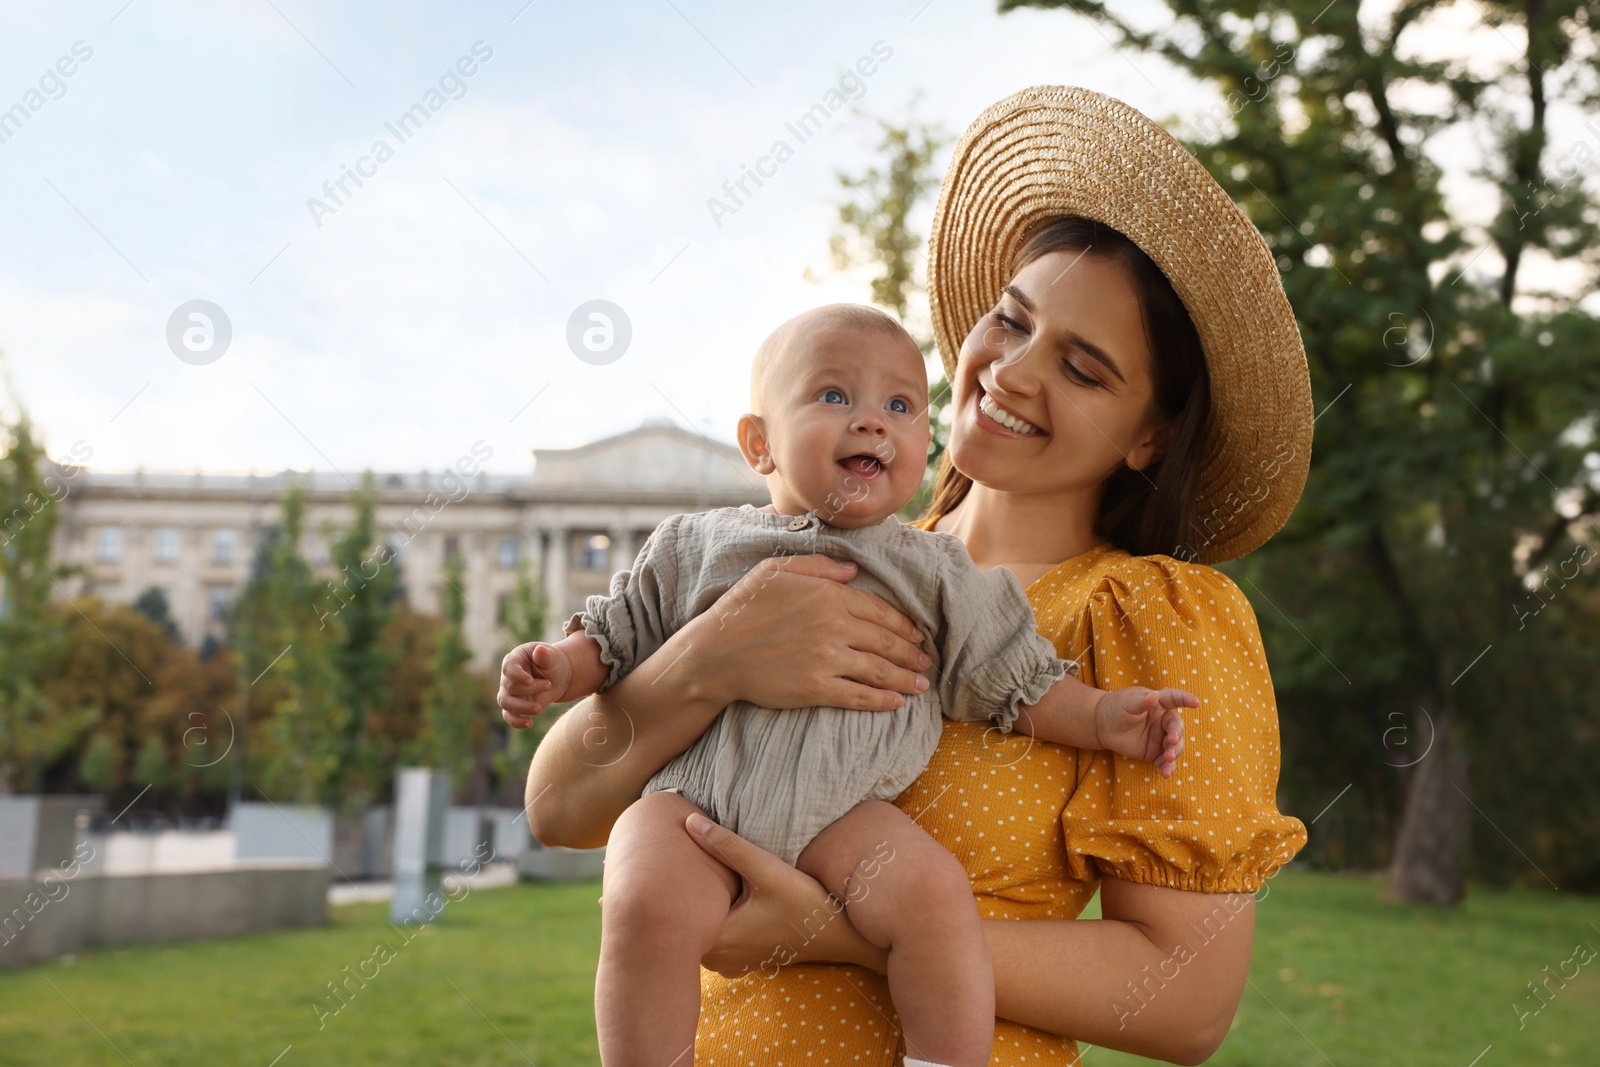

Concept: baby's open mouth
[[840, 454, 885, 479]]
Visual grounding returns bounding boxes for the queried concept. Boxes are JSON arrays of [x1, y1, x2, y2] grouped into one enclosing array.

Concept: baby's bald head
[[750, 304, 922, 414], [737, 304, 931, 527]]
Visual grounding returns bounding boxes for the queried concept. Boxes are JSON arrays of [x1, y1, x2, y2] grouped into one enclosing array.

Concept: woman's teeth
[[979, 393, 1043, 435]]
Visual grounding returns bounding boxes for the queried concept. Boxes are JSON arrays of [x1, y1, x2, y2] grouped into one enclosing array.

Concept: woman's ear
[[737, 414, 776, 474], [1127, 415, 1175, 473]]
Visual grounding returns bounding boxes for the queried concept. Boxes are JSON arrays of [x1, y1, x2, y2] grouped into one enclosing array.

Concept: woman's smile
[[973, 382, 1046, 438]]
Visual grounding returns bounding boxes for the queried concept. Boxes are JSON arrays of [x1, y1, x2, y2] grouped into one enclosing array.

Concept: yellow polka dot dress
[[694, 541, 1308, 1064]]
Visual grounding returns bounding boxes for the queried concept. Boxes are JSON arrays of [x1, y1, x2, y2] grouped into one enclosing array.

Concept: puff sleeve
[[563, 514, 684, 692], [928, 533, 1075, 733], [1059, 556, 1307, 893]]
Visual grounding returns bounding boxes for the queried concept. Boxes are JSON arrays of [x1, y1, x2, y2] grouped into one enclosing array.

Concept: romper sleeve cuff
[[564, 599, 633, 693], [970, 647, 1076, 734]]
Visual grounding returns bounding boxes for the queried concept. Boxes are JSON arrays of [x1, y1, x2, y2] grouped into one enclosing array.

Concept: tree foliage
[[1005, 0, 1600, 895], [324, 473, 400, 807], [0, 417, 73, 794], [415, 551, 484, 797]]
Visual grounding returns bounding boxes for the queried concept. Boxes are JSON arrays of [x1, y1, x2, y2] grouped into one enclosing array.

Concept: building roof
[[53, 420, 767, 507]]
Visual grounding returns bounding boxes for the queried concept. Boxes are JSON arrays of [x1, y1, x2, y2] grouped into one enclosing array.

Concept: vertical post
[[391, 767, 449, 924]]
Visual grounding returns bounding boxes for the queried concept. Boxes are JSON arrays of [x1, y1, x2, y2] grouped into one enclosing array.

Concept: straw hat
[[927, 85, 1312, 563]]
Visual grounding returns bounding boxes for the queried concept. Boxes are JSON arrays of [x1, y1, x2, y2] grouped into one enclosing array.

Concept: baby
[[505, 304, 1193, 1067]]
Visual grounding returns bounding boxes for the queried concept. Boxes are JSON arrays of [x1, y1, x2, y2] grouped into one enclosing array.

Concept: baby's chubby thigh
[[601, 791, 741, 953], [796, 800, 977, 950]]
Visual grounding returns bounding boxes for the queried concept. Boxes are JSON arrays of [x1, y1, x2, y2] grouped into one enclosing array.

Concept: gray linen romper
[[565, 504, 1076, 866]]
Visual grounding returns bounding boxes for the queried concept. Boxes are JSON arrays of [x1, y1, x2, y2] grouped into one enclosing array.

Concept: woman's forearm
[[526, 621, 726, 848], [985, 879, 1255, 1064]]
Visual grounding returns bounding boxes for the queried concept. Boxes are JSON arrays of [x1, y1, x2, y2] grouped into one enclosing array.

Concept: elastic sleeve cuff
[[979, 654, 1076, 734], [1062, 812, 1308, 893], [564, 604, 631, 692]]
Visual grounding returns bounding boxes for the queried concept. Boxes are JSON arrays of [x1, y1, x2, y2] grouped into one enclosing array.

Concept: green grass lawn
[[1, 869, 1596, 1065]]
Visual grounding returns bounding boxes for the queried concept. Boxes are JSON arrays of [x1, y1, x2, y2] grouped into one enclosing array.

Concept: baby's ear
[[736, 414, 776, 474]]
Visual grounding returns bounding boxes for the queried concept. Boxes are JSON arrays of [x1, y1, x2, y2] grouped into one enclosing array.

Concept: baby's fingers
[[500, 704, 540, 728], [1154, 687, 1200, 710]]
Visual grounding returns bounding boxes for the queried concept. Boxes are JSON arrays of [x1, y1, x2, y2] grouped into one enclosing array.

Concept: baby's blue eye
[[887, 397, 911, 414], [820, 389, 846, 404]]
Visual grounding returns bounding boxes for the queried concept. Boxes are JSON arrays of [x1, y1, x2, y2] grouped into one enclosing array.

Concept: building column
[[609, 525, 637, 575], [541, 526, 569, 641]]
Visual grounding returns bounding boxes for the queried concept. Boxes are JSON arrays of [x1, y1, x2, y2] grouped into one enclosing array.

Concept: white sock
[[903, 1059, 958, 1067]]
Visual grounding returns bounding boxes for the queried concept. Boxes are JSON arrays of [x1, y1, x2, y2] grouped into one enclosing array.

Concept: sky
[[0, 0, 1585, 477]]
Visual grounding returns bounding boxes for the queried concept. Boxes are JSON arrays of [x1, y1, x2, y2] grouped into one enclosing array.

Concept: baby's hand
[[1093, 687, 1195, 778], [497, 642, 574, 728]]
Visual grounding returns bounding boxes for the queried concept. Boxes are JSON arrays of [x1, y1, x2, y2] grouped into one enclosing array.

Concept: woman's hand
[[684, 812, 889, 978], [684, 553, 932, 712], [516, 553, 932, 850]]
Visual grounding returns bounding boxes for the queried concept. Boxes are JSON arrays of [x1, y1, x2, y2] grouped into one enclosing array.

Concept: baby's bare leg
[[596, 791, 739, 1067], [797, 800, 993, 1067]]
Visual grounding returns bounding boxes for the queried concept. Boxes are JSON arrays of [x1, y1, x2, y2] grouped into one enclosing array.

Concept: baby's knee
[[602, 794, 733, 926], [891, 844, 976, 917]]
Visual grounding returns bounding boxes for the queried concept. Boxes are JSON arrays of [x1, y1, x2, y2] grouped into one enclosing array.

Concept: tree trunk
[[1384, 698, 1470, 904]]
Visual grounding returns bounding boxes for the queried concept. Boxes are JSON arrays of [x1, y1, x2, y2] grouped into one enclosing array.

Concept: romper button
[[787, 517, 810, 531]]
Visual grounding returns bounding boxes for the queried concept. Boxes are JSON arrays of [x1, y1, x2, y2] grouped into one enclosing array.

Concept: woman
[[502, 86, 1312, 1064]]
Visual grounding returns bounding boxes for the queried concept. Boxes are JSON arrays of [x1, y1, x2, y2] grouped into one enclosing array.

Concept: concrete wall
[[515, 843, 605, 882], [232, 802, 333, 863], [79, 830, 235, 875], [0, 797, 102, 878], [0, 864, 329, 970]]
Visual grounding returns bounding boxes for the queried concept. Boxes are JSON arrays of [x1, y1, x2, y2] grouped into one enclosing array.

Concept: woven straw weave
[[927, 85, 1313, 563]]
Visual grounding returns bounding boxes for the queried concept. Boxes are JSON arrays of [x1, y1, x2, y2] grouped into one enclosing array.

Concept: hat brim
[[927, 86, 1312, 564]]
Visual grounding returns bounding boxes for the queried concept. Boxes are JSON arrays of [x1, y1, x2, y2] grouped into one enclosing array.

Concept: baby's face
[[751, 324, 931, 528]]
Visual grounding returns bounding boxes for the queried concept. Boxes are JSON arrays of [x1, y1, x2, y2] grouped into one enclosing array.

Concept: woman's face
[[947, 249, 1170, 501]]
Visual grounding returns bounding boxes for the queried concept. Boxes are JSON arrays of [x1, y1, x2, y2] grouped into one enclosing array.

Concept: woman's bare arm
[[513, 554, 932, 848], [687, 816, 1250, 1066], [986, 878, 1253, 1064]]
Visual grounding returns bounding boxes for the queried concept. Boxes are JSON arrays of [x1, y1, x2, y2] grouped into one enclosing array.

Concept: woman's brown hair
[[921, 216, 1211, 559]]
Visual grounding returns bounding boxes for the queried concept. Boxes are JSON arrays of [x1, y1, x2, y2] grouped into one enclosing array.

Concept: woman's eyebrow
[[1001, 284, 1035, 312], [1059, 334, 1126, 384], [1001, 284, 1127, 384]]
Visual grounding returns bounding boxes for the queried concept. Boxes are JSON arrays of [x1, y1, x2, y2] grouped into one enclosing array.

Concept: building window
[[97, 527, 122, 562], [212, 529, 236, 565], [154, 527, 179, 563], [573, 532, 610, 571], [386, 531, 406, 564], [443, 535, 461, 560], [497, 536, 519, 569], [207, 586, 233, 621]]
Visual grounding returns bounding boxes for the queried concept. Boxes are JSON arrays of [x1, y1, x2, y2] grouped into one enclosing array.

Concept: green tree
[[500, 560, 547, 646], [233, 482, 347, 806], [132, 586, 182, 643], [829, 112, 952, 513], [415, 551, 479, 796], [38, 596, 207, 812], [323, 473, 400, 807], [1005, 0, 1600, 900], [0, 416, 74, 794]]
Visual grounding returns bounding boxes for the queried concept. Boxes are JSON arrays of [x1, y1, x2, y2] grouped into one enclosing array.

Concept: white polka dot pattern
[[695, 542, 1307, 1065]]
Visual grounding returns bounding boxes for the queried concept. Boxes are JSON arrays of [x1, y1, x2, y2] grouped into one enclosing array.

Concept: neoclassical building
[[48, 421, 769, 664]]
